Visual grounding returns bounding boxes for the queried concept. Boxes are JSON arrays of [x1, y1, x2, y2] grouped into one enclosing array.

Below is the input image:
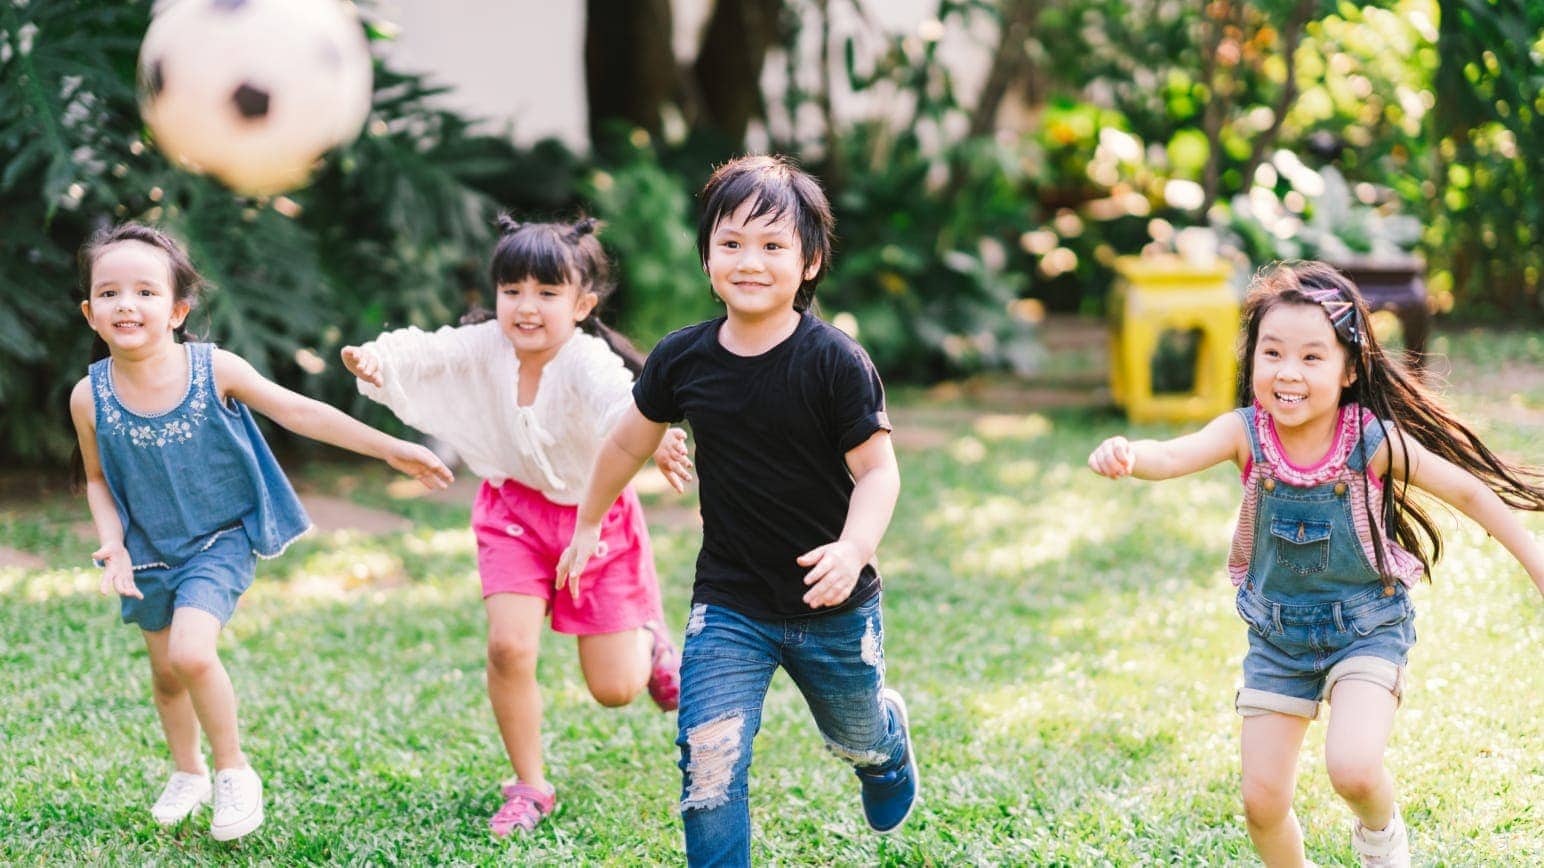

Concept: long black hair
[[1238, 260, 1544, 582], [463, 214, 643, 375]]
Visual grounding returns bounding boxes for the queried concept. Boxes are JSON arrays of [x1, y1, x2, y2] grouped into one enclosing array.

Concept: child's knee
[[680, 712, 746, 812], [586, 678, 639, 708], [150, 663, 183, 697], [1240, 775, 1293, 826], [1326, 754, 1386, 802], [486, 633, 539, 677], [167, 645, 218, 682]]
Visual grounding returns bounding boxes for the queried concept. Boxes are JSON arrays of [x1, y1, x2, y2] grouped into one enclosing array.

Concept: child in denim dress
[[558, 155, 918, 866], [1089, 261, 1544, 866], [68, 223, 453, 842]]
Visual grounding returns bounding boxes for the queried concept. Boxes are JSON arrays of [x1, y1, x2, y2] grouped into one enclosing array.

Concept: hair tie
[[570, 217, 598, 239]]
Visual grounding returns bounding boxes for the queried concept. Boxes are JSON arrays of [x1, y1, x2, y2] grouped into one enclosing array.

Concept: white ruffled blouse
[[356, 320, 632, 503]]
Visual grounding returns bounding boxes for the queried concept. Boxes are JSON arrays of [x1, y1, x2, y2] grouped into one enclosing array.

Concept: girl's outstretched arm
[[69, 379, 140, 599], [1381, 433, 1544, 596], [556, 403, 668, 601], [212, 349, 454, 490], [1088, 411, 1248, 481]]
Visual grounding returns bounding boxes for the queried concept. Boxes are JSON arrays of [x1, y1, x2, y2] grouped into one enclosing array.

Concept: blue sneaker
[[857, 688, 918, 834]]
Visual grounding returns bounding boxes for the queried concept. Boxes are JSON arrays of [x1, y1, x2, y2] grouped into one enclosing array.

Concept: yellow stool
[[1109, 256, 1239, 423]]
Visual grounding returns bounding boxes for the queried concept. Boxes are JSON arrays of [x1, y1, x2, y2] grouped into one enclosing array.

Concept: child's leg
[[1324, 679, 1399, 830], [485, 593, 549, 788], [576, 629, 653, 707], [781, 596, 906, 772], [165, 607, 245, 771], [141, 627, 207, 774], [675, 604, 779, 868], [1240, 712, 1312, 866]]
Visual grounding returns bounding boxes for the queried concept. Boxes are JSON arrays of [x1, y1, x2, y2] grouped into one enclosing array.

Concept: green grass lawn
[[2, 329, 1541, 865]]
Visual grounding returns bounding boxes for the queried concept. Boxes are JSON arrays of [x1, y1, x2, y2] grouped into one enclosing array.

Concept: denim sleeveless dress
[[1226, 403, 1424, 717], [90, 342, 311, 573]]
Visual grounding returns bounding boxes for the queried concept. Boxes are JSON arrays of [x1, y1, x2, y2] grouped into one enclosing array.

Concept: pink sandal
[[489, 781, 555, 836], [642, 620, 681, 711]]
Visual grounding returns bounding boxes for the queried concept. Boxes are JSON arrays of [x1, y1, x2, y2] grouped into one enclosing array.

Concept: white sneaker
[[210, 766, 264, 842], [1351, 806, 1410, 867], [150, 770, 211, 825]]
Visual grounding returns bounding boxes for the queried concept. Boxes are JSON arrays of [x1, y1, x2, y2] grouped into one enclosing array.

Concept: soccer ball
[[138, 0, 373, 196]]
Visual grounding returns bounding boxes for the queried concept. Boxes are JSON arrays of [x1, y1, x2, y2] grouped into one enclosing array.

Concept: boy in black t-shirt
[[558, 155, 917, 865]]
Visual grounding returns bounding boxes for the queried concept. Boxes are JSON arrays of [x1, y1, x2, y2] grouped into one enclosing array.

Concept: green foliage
[[1428, 0, 1544, 318], [582, 145, 719, 348], [0, 3, 564, 463]]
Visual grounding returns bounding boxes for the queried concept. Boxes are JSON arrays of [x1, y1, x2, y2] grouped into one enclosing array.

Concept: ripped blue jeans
[[675, 594, 906, 867]]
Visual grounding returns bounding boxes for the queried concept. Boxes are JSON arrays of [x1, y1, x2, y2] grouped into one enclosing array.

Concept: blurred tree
[[584, 0, 782, 154], [1431, 0, 1542, 318], [0, 1, 559, 464]]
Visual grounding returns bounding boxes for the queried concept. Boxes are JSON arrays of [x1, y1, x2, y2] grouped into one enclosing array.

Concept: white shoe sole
[[210, 803, 264, 842], [875, 687, 919, 836]]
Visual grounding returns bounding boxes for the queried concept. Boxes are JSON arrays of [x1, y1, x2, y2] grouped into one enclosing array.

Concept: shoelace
[[857, 765, 905, 786], [215, 774, 245, 813], [158, 775, 201, 807]]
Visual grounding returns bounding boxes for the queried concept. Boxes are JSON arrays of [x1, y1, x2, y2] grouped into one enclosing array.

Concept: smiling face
[[495, 276, 597, 363], [80, 240, 189, 354], [706, 200, 820, 322], [1250, 301, 1356, 429]]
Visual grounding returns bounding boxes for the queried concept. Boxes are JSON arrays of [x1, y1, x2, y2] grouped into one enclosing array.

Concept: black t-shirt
[[633, 312, 891, 619]]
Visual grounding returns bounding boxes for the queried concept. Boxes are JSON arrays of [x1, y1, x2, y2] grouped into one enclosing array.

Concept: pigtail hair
[[578, 317, 645, 377], [569, 217, 600, 240], [495, 214, 523, 236]]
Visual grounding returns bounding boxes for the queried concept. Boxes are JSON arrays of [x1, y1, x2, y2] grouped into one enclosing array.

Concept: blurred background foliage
[[1, 0, 1540, 464]]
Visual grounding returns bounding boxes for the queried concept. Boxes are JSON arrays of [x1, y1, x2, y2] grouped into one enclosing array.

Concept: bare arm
[[1088, 411, 1248, 481], [214, 349, 452, 489], [1380, 433, 1544, 597], [799, 429, 901, 608], [555, 404, 669, 599], [70, 379, 140, 599]]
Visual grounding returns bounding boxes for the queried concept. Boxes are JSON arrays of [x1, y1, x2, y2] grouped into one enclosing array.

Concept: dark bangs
[[490, 225, 582, 288], [696, 156, 834, 310]]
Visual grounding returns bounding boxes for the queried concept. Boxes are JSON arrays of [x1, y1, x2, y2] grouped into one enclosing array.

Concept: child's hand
[[93, 545, 142, 600], [653, 427, 693, 493], [556, 523, 601, 603], [385, 440, 455, 490], [341, 346, 383, 388], [1088, 436, 1137, 479], [798, 539, 866, 608]]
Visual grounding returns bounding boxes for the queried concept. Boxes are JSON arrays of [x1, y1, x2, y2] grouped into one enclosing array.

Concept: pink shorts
[[472, 478, 663, 636]]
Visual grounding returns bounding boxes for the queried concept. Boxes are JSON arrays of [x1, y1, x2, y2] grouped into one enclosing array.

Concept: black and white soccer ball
[[137, 0, 373, 195]]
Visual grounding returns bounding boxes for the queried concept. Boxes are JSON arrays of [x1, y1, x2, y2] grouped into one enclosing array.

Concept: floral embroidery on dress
[[97, 346, 211, 448]]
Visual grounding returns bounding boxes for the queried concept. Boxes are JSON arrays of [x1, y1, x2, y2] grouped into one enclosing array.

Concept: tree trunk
[[968, 0, 1041, 137], [584, 0, 677, 153], [689, 0, 784, 146]]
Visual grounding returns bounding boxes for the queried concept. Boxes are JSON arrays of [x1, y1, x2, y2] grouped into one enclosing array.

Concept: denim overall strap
[[1237, 405, 1265, 465], [1346, 408, 1388, 474]]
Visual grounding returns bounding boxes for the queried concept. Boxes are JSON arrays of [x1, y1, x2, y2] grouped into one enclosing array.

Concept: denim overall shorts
[[1229, 404, 1423, 719]]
